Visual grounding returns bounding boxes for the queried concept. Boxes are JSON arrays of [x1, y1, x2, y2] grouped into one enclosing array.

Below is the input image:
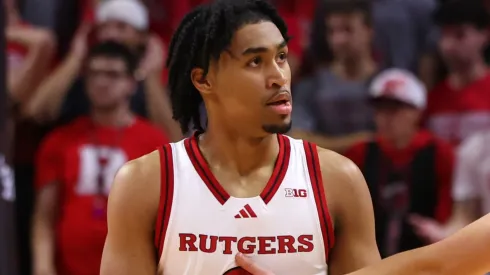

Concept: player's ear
[[191, 68, 212, 95]]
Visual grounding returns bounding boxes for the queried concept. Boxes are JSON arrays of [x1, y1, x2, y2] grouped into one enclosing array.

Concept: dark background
[[0, 1, 19, 274]]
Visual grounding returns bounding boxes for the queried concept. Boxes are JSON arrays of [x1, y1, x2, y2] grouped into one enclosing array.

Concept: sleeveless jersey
[[154, 134, 334, 275]]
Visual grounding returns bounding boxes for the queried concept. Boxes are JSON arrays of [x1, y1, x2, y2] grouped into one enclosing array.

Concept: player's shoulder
[[110, 150, 162, 208], [313, 145, 367, 198], [308, 145, 370, 223], [116, 150, 161, 183], [286, 135, 362, 179], [316, 146, 361, 178]]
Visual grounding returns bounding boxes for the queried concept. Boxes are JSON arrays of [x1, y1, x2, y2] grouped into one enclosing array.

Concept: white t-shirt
[[452, 131, 490, 213]]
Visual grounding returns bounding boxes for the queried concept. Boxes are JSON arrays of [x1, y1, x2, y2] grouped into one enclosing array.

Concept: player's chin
[[262, 119, 292, 134]]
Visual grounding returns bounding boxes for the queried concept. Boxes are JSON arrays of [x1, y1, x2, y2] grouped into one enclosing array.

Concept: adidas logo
[[234, 204, 257, 219]]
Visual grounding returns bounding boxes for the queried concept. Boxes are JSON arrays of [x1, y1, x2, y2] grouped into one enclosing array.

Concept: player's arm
[[348, 213, 490, 275], [318, 149, 380, 275], [238, 214, 490, 275], [100, 152, 161, 275]]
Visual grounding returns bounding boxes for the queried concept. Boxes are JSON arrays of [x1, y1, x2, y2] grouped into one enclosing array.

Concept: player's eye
[[277, 52, 288, 63], [247, 57, 262, 67]]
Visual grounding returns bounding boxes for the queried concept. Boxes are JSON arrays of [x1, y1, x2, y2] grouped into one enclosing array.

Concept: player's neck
[[448, 62, 488, 90], [90, 106, 134, 128], [199, 126, 279, 176]]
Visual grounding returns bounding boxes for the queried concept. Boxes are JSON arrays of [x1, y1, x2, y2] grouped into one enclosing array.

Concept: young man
[[32, 42, 168, 275], [346, 69, 453, 257], [425, 0, 490, 145], [292, 0, 377, 153], [101, 0, 380, 274], [25, 0, 180, 140]]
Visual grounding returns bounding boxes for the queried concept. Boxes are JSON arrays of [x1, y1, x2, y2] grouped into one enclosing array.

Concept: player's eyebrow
[[241, 40, 288, 56]]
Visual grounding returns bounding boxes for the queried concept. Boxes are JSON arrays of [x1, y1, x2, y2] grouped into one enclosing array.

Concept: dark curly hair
[[166, 0, 290, 134], [434, 0, 490, 30]]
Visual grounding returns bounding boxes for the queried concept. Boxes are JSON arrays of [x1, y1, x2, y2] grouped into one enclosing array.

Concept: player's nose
[[266, 62, 288, 89]]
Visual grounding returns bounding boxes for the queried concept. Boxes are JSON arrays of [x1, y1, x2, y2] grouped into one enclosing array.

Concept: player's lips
[[266, 92, 292, 115]]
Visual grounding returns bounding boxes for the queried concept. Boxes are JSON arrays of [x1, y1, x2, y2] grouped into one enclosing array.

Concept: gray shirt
[[292, 68, 375, 136], [373, 0, 438, 71]]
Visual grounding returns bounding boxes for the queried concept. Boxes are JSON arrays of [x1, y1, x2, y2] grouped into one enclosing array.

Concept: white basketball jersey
[[154, 134, 334, 275]]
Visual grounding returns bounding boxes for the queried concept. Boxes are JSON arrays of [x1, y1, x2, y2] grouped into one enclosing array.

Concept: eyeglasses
[[86, 69, 129, 80]]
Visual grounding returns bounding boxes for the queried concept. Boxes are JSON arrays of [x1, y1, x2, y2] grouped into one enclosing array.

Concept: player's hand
[[235, 253, 275, 275], [409, 214, 446, 243]]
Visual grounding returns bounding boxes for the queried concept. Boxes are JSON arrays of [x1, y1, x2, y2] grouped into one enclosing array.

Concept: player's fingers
[[235, 253, 274, 275]]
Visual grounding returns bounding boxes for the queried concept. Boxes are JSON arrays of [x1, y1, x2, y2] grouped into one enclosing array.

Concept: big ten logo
[[76, 145, 127, 196], [0, 154, 15, 202], [284, 188, 307, 198]]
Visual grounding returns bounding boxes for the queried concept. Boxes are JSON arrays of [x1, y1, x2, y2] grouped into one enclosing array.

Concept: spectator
[[372, 0, 438, 72], [425, 0, 490, 145], [346, 69, 454, 258], [31, 42, 168, 275], [292, 0, 377, 153], [5, 1, 57, 274], [410, 130, 490, 244], [25, 0, 181, 140]]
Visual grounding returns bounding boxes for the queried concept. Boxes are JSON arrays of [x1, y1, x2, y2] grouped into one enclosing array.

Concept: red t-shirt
[[35, 116, 168, 275], [426, 73, 490, 145], [345, 130, 454, 223]]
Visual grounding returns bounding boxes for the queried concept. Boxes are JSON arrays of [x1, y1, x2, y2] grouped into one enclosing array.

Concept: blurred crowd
[[4, 0, 490, 274]]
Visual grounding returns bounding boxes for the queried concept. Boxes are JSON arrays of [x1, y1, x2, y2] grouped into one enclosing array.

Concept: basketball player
[[101, 0, 380, 274], [236, 213, 490, 275]]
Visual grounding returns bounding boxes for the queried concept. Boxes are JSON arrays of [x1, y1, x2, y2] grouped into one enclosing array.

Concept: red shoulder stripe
[[154, 144, 175, 257], [303, 141, 335, 262]]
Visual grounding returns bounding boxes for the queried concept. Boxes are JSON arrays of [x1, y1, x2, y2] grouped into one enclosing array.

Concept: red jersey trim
[[303, 141, 335, 262], [260, 135, 291, 204], [184, 133, 291, 205], [155, 144, 175, 257], [184, 134, 230, 205]]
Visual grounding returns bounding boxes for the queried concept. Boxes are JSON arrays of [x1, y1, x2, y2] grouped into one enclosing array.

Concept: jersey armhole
[[303, 140, 335, 263], [154, 144, 175, 258]]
